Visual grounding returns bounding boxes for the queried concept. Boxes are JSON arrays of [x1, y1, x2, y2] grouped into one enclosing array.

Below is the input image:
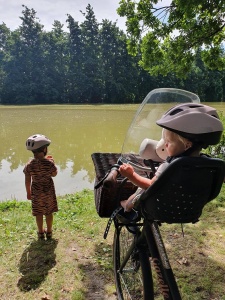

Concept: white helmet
[[156, 103, 224, 146], [26, 134, 51, 151]]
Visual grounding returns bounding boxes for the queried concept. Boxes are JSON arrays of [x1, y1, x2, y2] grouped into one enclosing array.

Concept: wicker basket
[[91, 153, 139, 217]]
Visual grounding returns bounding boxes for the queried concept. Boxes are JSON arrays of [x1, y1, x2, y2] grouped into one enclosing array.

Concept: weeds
[[0, 188, 225, 299]]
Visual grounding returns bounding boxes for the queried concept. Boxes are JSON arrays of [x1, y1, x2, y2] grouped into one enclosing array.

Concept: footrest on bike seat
[[116, 209, 140, 224], [103, 207, 140, 239]]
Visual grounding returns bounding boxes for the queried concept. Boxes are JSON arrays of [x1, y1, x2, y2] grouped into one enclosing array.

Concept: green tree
[[0, 23, 11, 102], [183, 50, 224, 101], [99, 20, 139, 103], [18, 5, 46, 103], [43, 20, 69, 103], [66, 14, 86, 103], [1, 6, 45, 104], [117, 0, 225, 77], [80, 4, 103, 103], [1, 29, 23, 104]]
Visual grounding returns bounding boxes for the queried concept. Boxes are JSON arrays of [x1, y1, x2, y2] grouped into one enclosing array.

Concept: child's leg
[[45, 213, 53, 233], [36, 215, 44, 233]]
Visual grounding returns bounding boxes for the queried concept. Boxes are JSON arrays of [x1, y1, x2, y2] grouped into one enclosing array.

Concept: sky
[[0, 0, 127, 32]]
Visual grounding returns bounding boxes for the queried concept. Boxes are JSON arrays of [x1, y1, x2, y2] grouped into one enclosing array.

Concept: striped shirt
[[23, 158, 58, 216]]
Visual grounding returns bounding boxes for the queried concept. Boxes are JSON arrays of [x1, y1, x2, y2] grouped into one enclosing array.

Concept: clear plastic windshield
[[120, 88, 200, 166]]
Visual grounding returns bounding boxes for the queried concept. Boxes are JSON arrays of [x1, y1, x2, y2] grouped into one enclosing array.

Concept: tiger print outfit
[[23, 158, 58, 216]]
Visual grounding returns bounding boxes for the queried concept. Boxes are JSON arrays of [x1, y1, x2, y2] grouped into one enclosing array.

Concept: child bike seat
[[138, 156, 225, 223]]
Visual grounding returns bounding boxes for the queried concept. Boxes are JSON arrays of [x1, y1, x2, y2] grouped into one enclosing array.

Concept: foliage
[[0, 5, 143, 104], [0, 4, 225, 103], [205, 111, 225, 159], [117, 0, 225, 77]]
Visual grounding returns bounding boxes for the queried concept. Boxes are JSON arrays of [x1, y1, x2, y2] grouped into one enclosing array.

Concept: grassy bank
[[0, 188, 225, 300]]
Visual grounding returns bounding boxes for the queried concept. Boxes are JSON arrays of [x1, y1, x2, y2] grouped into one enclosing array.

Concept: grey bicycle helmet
[[156, 103, 224, 146], [26, 134, 51, 151]]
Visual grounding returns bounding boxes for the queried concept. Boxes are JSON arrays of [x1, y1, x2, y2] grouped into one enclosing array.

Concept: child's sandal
[[45, 231, 52, 240], [37, 232, 45, 240]]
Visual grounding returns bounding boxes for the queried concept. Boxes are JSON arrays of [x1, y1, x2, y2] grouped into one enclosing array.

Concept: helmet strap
[[182, 143, 202, 156], [43, 148, 47, 156]]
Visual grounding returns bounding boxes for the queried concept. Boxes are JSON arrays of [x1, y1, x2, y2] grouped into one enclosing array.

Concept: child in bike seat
[[119, 103, 224, 212], [120, 134, 168, 212]]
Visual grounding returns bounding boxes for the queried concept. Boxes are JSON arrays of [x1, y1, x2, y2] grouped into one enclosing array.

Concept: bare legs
[[36, 215, 44, 233], [45, 213, 53, 233], [36, 213, 53, 234]]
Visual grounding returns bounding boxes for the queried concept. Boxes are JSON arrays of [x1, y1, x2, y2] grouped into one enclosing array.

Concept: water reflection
[[0, 105, 137, 201], [1, 102, 223, 202]]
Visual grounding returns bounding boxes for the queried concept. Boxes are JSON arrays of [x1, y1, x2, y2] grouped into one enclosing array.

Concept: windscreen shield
[[120, 88, 200, 164]]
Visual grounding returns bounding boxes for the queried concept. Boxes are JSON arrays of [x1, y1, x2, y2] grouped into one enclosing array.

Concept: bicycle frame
[[144, 220, 182, 299], [93, 88, 225, 299], [114, 215, 182, 300]]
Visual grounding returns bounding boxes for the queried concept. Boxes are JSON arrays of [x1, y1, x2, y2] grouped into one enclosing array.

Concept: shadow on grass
[[86, 204, 225, 299], [78, 241, 116, 300], [17, 238, 58, 291], [158, 206, 225, 299]]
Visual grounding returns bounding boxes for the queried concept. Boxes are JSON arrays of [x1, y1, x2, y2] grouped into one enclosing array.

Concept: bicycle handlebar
[[101, 156, 154, 190], [118, 156, 152, 172], [103, 164, 120, 189]]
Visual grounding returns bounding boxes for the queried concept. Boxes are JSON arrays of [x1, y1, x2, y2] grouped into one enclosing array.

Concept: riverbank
[[0, 189, 225, 299]]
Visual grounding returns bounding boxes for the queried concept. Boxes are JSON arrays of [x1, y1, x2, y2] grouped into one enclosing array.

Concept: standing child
[[23, 134, 58, 240]]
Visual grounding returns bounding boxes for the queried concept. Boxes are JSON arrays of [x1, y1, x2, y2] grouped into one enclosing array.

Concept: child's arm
[[46, 156, 58, 177], [25, 174, 32, 200], [119, 163, 156, 189]]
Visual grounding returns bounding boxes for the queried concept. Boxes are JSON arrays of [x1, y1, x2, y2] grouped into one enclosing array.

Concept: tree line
[[0, 4, 225, 105]]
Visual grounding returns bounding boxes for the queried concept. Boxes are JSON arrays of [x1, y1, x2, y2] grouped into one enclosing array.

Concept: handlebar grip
[[103, 167, 119, 189]]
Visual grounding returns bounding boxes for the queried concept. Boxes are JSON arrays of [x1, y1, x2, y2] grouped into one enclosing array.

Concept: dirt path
[[80, 262, 117, 300], [69, 240, 117, 300]]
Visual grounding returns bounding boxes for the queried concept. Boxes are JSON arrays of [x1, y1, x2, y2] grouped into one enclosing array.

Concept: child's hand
[[46, 155, 54, 163], [119, 164, 134, 178], [120, 200, 127, 210]]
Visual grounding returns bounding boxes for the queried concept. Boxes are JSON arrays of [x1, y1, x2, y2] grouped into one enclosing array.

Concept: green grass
[[0, 188, 225, 299], [0, 190, 115, 300]]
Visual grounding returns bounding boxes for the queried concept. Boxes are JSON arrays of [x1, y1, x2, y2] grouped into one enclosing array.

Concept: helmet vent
[[188, 105, 200, 108], [170, 108, 183, 115]]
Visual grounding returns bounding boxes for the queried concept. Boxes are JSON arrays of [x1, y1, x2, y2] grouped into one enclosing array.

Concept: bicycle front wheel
[[113, 224, 154, 300]]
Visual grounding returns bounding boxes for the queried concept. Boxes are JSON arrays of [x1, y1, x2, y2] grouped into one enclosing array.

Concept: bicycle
[[94, 154, 225, 300], [91, 88, 225, 299]]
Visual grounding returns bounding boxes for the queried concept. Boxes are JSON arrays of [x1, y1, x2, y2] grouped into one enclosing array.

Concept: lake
[[0, 102, 225, 202], [0, 105, 137, 201]]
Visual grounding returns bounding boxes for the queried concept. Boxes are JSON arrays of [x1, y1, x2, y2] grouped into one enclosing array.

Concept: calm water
[[0, 102, 224, 202], [0, 105, 137, 201]]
